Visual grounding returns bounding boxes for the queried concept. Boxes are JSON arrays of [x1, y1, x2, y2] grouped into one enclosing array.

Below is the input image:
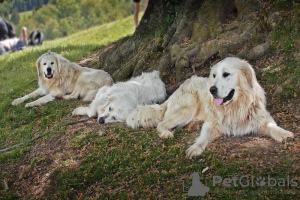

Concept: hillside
[[0, 2, 299, 199]]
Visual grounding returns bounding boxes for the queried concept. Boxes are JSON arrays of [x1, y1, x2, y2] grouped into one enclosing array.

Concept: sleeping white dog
[[72, 71, 166, 124], [127, 57, 294, 158]]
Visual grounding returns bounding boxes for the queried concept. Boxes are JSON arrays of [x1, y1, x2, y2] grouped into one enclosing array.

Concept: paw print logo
[[256, 176, 266, 186]]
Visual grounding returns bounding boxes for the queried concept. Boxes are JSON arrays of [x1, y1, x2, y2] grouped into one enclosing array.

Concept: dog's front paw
[[159, 130, 174, 139], [25, 102, 36, 108], [72, 108, 80, 116], [272, 130, 294, 143], [12, 98, 23, 106], [186, 144, 205, 159], [72, 107, 88, 116]]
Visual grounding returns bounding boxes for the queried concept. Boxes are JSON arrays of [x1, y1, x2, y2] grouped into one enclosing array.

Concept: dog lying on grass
[[126, 57, 294, 158], [12, 50, 113, 107], [72, 71, 167, 124]]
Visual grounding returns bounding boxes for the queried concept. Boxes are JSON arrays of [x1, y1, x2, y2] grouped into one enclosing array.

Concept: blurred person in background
[[0, 17, 16, 41], [0, 26, 28, 55], [133, 0, 149, 28]]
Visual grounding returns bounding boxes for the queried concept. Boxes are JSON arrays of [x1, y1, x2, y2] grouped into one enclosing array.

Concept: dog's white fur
[[126, 57, 294, 158], [72, 71, 166, 124], [12, 51, 113, 107]]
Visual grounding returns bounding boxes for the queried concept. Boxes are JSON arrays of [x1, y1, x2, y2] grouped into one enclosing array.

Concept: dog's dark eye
[[43, 63, 46, 65], [223, 72, 230, 78], [213, 74, 216, 78], [109, 107, 113, 112], [51, 62, 54, 65], [112, 116, 116, 120]]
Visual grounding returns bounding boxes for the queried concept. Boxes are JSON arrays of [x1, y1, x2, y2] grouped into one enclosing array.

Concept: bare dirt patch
[[10, 134, 75, 198]]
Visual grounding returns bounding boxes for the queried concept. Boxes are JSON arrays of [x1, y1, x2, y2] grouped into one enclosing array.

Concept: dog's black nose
[[210, 86, 218, 95], [47, 67, 51, 73], [98, 117, 105, 124]]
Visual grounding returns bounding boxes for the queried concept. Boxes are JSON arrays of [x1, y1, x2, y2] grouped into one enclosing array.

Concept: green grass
[[20, 10, 33, 20], [0, 15, 135, 146], [9, 10, 33, 22], [0, 13, 299, 199], [0, 15, 135, 199]]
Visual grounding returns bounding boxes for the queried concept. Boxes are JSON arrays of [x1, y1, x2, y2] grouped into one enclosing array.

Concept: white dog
[[126, 57, 294, 158], [72, 71, 166, 124], [12, 51, 113, 107]]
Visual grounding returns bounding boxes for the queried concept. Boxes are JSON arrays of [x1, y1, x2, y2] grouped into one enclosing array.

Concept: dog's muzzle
[[44, 67, 53, 79], [209, 86, 218, 97], [98, 117, 105, 124], [210, 86, 235, 106]]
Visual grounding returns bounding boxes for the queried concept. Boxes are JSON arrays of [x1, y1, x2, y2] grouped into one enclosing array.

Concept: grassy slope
[[9, 10, 33, 21], [0, 16, 135, 198], [0, 15, 135, 143], [0, 14, 299, 199]]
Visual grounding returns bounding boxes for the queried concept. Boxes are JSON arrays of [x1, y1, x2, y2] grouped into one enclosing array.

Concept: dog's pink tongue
[[214, 98, 223, 106], [47, 74, 52, 77]]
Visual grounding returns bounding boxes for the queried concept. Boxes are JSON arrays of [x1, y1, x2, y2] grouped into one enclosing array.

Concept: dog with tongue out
[[12, 50, 113, 107], [126, 57, 294, 158], [210, 85, 235, 106]]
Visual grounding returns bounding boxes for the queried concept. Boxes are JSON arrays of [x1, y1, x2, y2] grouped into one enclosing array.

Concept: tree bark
[[98, 0, 291, 90]]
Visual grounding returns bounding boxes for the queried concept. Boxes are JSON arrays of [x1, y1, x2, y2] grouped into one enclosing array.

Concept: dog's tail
[[83, 89, 98, 102], [126, 102, 168, 129]]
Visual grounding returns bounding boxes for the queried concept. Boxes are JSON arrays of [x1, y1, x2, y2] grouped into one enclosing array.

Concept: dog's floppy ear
[[239, 62, 256, 88], [106, 96, 115, 106], [100, 95, 115, 107], [99, 96, 115, 113], [55, 55, 62, 73], [36, 57, 42, 77]]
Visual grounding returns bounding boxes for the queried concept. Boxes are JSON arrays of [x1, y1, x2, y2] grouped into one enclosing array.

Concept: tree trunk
[[98, 0, 295, 92]]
